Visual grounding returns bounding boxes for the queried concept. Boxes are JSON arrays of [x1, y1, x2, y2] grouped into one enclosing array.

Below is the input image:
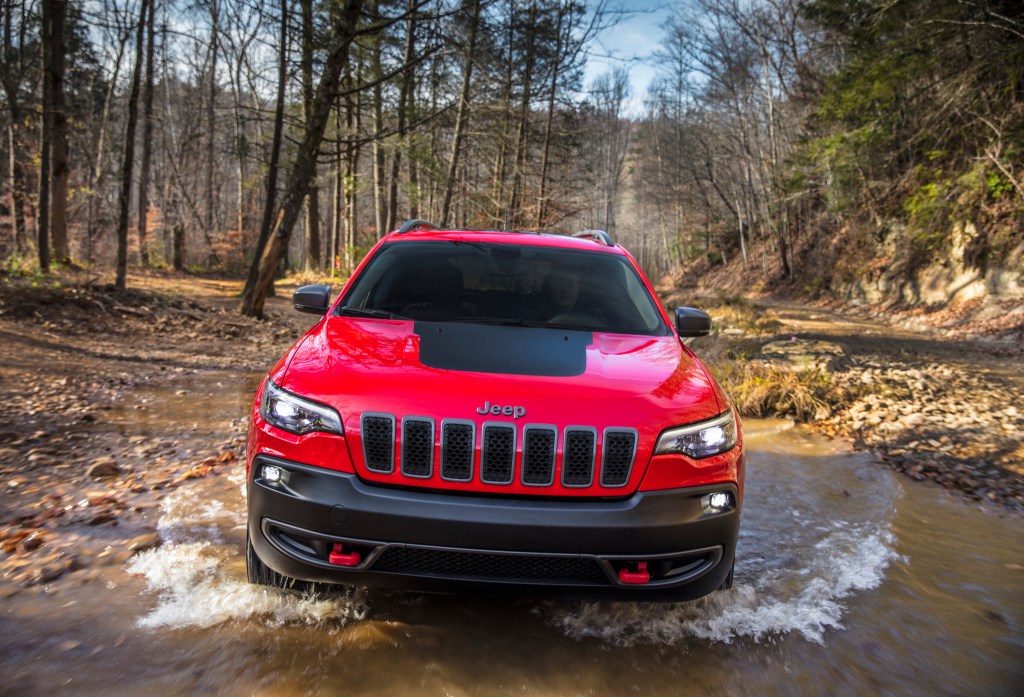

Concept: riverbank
[[670, 290, 1024, 513], [0, 269, 310, 592]]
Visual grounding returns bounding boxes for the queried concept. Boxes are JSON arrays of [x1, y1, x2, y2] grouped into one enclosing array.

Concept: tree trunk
[[239, 0, 288, 311], [37, 0, 53, 272], [536, 2, 564, 228], [440, 0, 480, 227], [115, 0, 149, 291], [507, 2, 538, 229], [300, 0, 320, 269], [173, 222, 185, 270], [490, 1, 516, 226], [205, 0, 219, 265], [85, 25, 128, 263], [345, 58, 363, 272], [386, 0, 416, 232], [1, 0, 30, 256], [330, 100, 342, 274], [45, 0, 69, 264], [136, 0, 157, 267], [5, 119, 29, 256], [242, 0, 363, 318], [371, 6, 385, 237]]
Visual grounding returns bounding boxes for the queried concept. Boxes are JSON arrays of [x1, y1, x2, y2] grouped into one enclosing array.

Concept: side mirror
[[293, 284, 331, 315], [675, 306, 712, 337]]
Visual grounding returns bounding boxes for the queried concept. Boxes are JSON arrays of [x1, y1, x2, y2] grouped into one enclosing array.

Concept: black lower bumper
[[248, 455, 740, 601]]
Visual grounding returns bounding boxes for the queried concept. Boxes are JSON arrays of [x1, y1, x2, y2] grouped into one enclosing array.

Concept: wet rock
[[87, 457, 121, 479], [127, 532, 160, 553], [30, 554, 78, 585], [755, 339, 852, 373], [19, 530, 47, 553], [87, 512, 117, 526]]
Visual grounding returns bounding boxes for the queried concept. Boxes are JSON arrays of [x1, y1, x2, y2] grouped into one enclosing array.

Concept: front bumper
[[248, 454, 740, 601]]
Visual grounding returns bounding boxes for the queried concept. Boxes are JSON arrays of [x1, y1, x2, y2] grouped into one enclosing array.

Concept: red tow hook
[[618, 561, 650, 585], [328, 544, 361, 567]]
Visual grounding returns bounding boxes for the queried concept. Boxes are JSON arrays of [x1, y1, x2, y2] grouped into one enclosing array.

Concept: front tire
[[246, 530, 312, 592], [717, 559, 735, 591]]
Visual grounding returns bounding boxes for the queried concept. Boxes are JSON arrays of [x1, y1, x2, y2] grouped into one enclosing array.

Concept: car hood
[[275, 316, 724, 432]]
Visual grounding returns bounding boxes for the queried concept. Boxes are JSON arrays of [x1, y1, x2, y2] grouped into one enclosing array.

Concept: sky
[[582, 0, 677, 114]]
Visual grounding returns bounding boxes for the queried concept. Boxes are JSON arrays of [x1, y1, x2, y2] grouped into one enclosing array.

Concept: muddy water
[[2, 378, 1022, 697]]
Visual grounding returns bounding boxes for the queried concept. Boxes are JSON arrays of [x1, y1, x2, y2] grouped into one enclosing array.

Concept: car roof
[[383, 224, 626, 255]]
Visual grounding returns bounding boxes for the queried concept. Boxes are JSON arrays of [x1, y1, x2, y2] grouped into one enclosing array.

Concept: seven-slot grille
[[360, 414, 638, 490]]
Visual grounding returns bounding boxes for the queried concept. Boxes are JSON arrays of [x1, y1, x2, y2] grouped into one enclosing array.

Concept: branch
[[985, 149, 1024, 200]]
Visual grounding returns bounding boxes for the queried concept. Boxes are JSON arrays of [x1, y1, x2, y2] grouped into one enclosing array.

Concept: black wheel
[[717, 559, 735, 591], [246, 531, 311, 592]]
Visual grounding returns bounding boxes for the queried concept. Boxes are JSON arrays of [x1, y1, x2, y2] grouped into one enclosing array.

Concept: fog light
[[709, 492, 730, 509], [703, 491, 732, 513], [262, 465, 283, 483]]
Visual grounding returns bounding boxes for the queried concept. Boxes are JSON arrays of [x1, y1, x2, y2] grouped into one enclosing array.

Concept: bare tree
[[206, 0, 220, 260], [242, 0, 363, 318], [590, 67, 631, 235], [440, 0, 480, 227], [385, 0, 417, 232], [239, 0, 288, 312], [43, 0, 70, 264], [1, 0, 34, 257], [115, 0, 149, 291], [136, 0, 156, 266], [300, 0, 321, 269]]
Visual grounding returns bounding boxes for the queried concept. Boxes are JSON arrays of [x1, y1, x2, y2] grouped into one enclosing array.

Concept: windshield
[[339, 240, 670, 335]]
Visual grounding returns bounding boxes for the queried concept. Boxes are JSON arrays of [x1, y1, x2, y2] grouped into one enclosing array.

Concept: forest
[[2, 0, 1022, 316]]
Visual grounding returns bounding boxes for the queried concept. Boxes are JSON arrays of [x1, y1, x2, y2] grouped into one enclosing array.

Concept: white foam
[[546, 528, 899, 645], [156, 479, 240, 544], [128, 542, 368, 629]]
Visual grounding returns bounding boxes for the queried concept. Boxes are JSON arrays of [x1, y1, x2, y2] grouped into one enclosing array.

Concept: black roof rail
[[572, 229, 614, 246], [396, 218, 439, 234]]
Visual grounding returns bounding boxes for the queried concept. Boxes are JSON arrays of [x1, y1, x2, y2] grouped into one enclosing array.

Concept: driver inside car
[[536, 269, 606, 326]]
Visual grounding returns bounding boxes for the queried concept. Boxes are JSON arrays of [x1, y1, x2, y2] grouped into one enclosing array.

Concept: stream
[[2, 375, 1021, 696]]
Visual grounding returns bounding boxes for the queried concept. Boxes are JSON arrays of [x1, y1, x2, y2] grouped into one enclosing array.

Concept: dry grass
[[665, 291, 862, 421], [702, 293, 784, 335]]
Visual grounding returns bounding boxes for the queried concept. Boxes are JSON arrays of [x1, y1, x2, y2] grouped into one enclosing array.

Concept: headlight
[[260, 380, 343, 435], [654, 410, 737, 459]]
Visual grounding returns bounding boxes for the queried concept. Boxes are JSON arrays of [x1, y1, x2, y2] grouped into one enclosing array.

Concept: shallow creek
[[2, 375, 1021, 697]]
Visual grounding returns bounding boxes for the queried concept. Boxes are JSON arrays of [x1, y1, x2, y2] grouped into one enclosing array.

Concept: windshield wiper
[[337, 305, 406, 320]]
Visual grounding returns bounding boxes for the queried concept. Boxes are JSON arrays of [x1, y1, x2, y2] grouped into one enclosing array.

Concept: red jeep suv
[[246, 220, 743, 601]]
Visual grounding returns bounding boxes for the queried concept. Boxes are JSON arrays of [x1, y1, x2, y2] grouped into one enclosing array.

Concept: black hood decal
[[415, 321, 591, 376]]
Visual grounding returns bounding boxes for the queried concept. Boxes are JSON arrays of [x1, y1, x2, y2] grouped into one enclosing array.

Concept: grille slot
[[401, 418, 434, 478], [440, 420, 474, 481], [562, 428, 597, 486], [372, 547, 609, 585], [521, 426, 556, 485], [361, 414, 395, 473], [480, 424, 515, 484], [601, 429, 637, 487]]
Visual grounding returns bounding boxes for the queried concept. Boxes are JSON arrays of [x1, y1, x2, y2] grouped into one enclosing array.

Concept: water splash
[[156, 482, 234, 545], [131, 472, 369, 630], [545, 528, 900, 645], [128, 542, 369, 629]]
